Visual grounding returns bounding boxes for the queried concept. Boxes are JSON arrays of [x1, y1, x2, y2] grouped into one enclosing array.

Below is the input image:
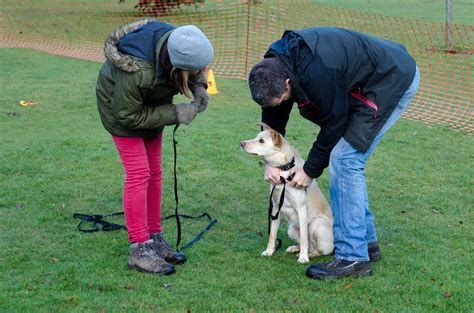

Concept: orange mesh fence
[[1, 0, 472, 133]]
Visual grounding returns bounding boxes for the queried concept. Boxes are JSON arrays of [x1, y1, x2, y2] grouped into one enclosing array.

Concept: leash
[[169, 123, 218, 251], [172, 123, 182, 249], [267, 159, 297, 251], [162, 212, 217, 250], [267, 176, 286, 250], [72, 212, 126, 233], [72, 123, 217, 251]]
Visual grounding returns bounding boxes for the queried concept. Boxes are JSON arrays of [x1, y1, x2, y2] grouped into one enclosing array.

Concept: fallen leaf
[[51, 257, 60, 262], [343, 283, 353, 289], [125, 283, 135, 290], [442, 291, 452, 298]]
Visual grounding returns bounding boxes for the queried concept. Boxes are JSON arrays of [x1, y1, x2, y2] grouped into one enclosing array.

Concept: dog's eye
[[259, 139, 265, 143]]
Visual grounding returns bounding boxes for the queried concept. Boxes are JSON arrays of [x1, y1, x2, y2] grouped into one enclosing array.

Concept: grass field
[[0, 48, 472, 312]]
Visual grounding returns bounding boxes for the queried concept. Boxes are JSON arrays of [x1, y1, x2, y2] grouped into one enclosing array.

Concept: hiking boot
[[306, 258, 372, 279], [128, 240, 175, 275], [368, 242, 381, 262], [150, 232, 187, 265]]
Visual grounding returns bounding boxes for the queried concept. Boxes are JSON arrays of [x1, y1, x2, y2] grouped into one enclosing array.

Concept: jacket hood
[[104, 18, 155, 73]]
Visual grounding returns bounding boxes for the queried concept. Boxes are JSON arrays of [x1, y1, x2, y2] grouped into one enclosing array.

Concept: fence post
[[446, 0, 453, 52], [245, 1, 252, 76]]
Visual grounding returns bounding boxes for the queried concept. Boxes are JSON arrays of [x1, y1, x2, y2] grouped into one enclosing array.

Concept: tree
[[132, 0, 205, 16]]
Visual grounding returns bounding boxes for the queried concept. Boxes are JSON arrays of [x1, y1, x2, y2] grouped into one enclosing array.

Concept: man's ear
[[257, 122, 272, 131], [270, 129, 282, 148]]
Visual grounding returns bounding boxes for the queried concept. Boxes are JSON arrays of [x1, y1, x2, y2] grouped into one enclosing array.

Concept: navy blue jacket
[[262, 27, 416, 178]]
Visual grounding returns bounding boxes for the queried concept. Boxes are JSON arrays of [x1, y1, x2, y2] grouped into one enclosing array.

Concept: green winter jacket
[[96, 20, 207, 138]]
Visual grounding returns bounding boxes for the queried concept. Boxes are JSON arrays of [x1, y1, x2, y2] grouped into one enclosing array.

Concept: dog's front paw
[[261, 249, 275, 257], [297, 254, 310, 264]]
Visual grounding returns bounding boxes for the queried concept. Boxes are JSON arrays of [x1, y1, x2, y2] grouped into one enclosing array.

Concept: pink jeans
[[112, 133, 163, 243]]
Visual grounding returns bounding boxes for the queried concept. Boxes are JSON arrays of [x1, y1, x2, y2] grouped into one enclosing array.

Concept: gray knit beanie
[[167, 25, 214, 70]]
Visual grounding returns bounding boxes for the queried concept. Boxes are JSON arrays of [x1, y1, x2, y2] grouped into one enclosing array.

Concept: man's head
[[248, 57, 292, 108]]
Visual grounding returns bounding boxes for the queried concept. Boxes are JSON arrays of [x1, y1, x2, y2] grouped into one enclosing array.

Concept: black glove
[[192, 86, 209, 113], [175, 102, 198, 125]]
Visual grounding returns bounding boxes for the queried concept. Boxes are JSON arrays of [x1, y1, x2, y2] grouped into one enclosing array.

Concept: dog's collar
[[276, 157, 295, 171]]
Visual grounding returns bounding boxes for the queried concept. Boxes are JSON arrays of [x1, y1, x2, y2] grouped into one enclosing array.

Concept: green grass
[[1, 48, 473, 312]]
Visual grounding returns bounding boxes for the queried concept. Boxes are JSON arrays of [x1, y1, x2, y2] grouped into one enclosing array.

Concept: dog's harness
[[267, 157, 296, 250]]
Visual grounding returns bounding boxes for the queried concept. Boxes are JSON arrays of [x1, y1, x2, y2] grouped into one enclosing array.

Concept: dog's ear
[[256, 122, 272, 131], [269, 129, 282, 148]]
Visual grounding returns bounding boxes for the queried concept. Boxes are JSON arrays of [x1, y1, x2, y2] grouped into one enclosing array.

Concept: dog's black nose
[[240, 141, 246, 148]]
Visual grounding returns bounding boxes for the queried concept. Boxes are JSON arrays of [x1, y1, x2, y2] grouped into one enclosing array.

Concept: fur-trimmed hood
[[104, 18, 155, 73]]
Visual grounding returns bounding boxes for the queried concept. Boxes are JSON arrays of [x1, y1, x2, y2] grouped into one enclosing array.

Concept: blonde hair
[[170, 67, 192, 98]]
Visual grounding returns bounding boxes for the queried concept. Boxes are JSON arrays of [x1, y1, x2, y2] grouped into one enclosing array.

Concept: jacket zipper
[[348, 89, 378, 118]]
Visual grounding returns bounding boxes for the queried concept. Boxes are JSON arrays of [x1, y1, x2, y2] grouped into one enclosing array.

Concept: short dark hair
[[248, 57, 289, 107]]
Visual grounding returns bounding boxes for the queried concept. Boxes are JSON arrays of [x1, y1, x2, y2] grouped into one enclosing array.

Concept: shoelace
[[140, 242, 163, 260], [154, 235, 173, 253]]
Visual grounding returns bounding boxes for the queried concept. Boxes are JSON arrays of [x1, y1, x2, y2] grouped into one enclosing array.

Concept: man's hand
[[175, 102, 198, 125], [192, 86, 209, 113], [288, 167, 313, 189], [264, 163, 282, 185]]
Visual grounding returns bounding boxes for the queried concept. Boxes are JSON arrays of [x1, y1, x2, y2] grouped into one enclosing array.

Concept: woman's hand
[[175, 102, 198, 125], [192, 86, 209, 113], [264, 163, 282, 185]]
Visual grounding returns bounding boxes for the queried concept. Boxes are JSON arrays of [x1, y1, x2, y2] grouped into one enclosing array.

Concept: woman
[[96, 19, 214, 275]]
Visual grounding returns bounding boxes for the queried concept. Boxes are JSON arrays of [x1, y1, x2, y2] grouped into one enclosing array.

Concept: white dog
[[241, 123, 334, 263]]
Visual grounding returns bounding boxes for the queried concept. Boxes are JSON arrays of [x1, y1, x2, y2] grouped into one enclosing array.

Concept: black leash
[[267, 160, 296, 251], [72, 123, 217, 251], [162, 212, 217, 250], [172, 123, 182, 250], [72, 212, 126, 233], [72, 211, 216, 251], [267, 176, 286, 250]]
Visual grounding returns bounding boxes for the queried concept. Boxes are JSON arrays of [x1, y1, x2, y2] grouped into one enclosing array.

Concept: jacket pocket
[[348, 86, 378, 118]]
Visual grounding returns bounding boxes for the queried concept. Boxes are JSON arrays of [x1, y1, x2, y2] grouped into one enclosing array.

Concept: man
[[248, 27, 420, 279]]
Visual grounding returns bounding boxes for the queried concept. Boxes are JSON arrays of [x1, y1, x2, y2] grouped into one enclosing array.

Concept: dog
[[240, 123, 334, 263]]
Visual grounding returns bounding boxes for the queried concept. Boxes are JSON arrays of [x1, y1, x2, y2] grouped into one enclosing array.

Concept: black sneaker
[[150, 232, 187, 265], [128, 240, 175, 275], [368, 242, 381, 262], [306, 258, 372, 279]]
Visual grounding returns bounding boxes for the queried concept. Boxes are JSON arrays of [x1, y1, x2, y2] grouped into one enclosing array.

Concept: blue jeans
[[329, 68, 420, 261]]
